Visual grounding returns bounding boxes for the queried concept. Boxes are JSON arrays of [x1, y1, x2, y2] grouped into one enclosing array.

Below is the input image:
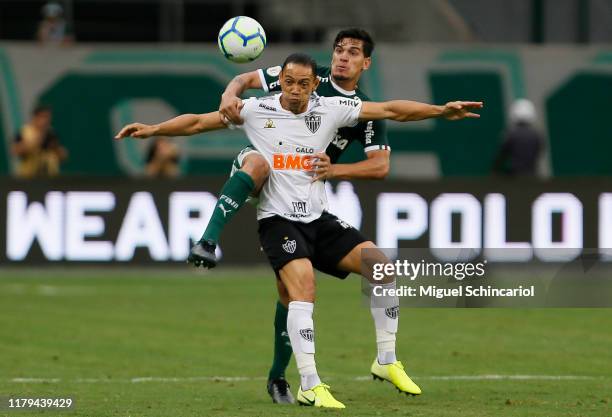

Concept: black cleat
[[187, 240, 217, 268], [267, 378, 295, 404]]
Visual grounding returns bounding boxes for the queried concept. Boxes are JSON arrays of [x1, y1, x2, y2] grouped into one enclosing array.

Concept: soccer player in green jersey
[[115, 51, 482, 408], [185, 29, 478, 404]]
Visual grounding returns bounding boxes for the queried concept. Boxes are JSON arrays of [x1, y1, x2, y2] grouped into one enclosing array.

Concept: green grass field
[[0, 267, 610, 417]]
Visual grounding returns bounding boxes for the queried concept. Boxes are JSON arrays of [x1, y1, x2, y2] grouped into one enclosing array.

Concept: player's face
[[331, 38, 371, 82], [279, 63, 319, 113]]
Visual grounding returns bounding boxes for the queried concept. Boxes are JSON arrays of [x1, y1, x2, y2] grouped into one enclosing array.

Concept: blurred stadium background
[[0, 1, 611, 416]]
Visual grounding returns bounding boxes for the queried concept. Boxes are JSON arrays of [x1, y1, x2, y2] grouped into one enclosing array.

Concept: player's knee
[[241, 153, 269, 190], [361, 242, 395, 285]]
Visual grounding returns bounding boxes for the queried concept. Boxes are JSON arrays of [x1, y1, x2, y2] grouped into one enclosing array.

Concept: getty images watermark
[[361, 248, 612, 308], [370, 258, 535, 299]]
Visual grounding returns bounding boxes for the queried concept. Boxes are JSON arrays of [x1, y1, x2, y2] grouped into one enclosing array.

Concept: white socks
[[286, 286, 398, 391], [287, 301, 321, 390], [370, 282, 399, 365]]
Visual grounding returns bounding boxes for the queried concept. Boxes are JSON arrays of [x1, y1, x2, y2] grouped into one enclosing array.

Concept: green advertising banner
[[1, 44, 611, 176]]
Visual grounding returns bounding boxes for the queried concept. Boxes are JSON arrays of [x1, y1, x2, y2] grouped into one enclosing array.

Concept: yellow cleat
[[296, 383, 346, 408], [371, 359, 422, 396]]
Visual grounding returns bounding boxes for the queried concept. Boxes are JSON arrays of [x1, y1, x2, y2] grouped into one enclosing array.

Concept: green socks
[[200, 170, 255, 243], [268, 301, 293, 380]]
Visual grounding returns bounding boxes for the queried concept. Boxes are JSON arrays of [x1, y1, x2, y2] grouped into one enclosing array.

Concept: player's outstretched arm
[[114, 112, 227, 140], [219, 71, 263, 124], [359, 100, 483, 122]]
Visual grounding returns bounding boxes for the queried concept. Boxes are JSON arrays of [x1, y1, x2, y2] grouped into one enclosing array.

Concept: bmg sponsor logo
[[272, 154, 314, 170]]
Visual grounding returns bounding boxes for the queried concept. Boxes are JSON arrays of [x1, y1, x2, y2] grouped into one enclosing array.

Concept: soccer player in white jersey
[[201, 29, 391, 405], [115, 53, 483, 409]]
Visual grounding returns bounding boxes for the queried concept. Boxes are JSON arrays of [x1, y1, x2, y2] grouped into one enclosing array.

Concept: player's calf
[[278, 258, 316, 303], [188, 153, 270, 269]]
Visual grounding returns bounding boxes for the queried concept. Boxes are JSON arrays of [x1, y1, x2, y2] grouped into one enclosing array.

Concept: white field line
[[429, 375, 601, 381], [356, 375, 602, 381], [1, 284, 99, 296], [10, 378, 62, 383], [7, 375, 605, 384]]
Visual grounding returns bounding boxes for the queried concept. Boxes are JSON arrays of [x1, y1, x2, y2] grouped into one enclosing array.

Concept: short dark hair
[[333, 28, 375, 58], [32, 104, 52, 116], [281, 53, 317, 77]]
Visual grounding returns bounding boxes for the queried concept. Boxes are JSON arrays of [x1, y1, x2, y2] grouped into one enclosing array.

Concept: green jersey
[[257, 65, 389, 163]]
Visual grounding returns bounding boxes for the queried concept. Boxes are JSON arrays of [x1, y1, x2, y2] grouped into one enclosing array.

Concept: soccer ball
[[218, 16, 266, 63]]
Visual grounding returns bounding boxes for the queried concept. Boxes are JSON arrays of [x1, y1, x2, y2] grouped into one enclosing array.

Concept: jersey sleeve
[[324, 96, 362, 128], [257, 66, 282, 93], [362, 119, 390, 153]]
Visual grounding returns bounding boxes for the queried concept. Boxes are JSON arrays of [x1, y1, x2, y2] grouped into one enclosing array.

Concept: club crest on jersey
[[282, 239, 297, 254], [305, 114, 321, 134], [299, 328, 314, 342], [264, 119, 275, 129]]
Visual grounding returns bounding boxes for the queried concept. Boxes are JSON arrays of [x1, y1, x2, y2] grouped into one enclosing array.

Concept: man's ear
[[312, 76, 320, 90], [363, 57, 372, 71]]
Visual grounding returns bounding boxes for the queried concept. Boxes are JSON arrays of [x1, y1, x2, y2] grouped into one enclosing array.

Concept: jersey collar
[[330, 76, 356, 96]]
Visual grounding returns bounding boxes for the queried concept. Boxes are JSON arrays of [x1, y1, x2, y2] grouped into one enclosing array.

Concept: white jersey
[[237, 93, 362, 223]]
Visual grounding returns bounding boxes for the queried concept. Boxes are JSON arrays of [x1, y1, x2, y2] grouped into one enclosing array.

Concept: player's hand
[[311, 152, 334, 182], [114, 123, 158, 139], [219, 94, 244, 125], [442, 101, 484, 120]]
